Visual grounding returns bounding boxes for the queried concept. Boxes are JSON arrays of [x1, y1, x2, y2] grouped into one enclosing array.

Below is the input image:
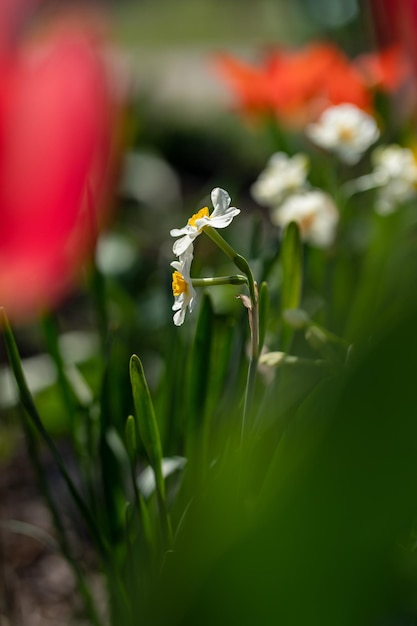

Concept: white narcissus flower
[[170, 187, 240, 256], [251, 152, 309, 207], [371, 144, 417, 215], [306, 103, 380, 165], [272, 191, 339, 248], [171, 248, 196, 326]]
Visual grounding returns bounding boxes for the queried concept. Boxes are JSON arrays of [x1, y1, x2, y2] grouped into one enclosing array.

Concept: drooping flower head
[[171, 248, 196, 326], [170, 187, 240, 256], [271, 191, 339, 249], [0, 4, 122, 322], [306, 103, 380, 165]]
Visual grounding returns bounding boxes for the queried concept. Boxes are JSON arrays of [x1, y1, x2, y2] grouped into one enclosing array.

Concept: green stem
[[310, 323, 349, 350], [203, 227, 257, 304], [89, 262, 109, 359], [40, 314, 92, 459], [202, 227, 259, 441], [241, 355, 258, 444], [192, 275, 247, 288]]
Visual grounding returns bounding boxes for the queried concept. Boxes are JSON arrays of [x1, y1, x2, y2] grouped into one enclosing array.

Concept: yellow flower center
[[172, 270, 189, 296], [188, 206, 209, 227], [298, 211, 315, 234], [339, 126, 354, 142]]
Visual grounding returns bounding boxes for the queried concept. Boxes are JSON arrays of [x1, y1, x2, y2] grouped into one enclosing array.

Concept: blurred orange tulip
[[266, 43, 371, 125], [213, 40, 411, 128], [0, 3, 122, 322], [214, 43, 371, 127]]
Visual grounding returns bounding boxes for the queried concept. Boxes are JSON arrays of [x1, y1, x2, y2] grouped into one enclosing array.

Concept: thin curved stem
[[202, 227, 259, 442]]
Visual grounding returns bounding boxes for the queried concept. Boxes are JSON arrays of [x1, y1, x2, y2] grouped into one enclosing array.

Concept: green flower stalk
[[170, 187, 260, 441], [192, 275, 247, 287], [202, 226, 259, 440]]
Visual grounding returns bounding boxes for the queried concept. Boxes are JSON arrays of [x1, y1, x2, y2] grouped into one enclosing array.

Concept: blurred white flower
[[282, 308, 311, 329], [272, 191, 339, 248], [251, 152, 309, 207], [306, 103, 379, 164], [170, 187, 240, 256], [371, 144, 417, 215], [171, 248, 196, 326]]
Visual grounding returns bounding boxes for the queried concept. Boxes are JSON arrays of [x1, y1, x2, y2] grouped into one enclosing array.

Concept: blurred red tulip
[[0, 4, 122, 322], [368, 0, 417, 81]]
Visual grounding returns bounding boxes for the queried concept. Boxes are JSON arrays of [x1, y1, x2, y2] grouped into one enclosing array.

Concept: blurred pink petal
[[0, 7, 122, 321]]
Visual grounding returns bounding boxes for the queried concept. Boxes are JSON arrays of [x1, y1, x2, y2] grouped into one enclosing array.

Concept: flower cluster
[[250, 97, 416, 248], [251, 149, 339, 248], [170, 188, 240, 325]]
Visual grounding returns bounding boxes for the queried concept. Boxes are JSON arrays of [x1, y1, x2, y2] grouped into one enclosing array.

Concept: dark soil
[[0, 444, 105, 626]]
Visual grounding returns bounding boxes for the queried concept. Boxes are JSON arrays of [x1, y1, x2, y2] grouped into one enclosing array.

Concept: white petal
[[173, 309, 186, 326], [170, 226, 189, 237], [211, 187, 231, 217], [173, 234, 195, 256], [205, 210, 240, 229], [172, 294, 184, 311]]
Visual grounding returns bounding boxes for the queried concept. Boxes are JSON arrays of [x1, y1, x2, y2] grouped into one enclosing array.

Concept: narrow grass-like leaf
[[0, 308, 107, 559], [40, 314, 80, 422], [99, 361, 126, 545], [258, 281, 270, 354], [281, 221, 302, 312], [130, 355, 172, 548], [125, 417, 158, 572], [280, 222, 303, 351], [129, 354, 165, 499], [0, 309, 104, 625], [125, 414, 137, 462]]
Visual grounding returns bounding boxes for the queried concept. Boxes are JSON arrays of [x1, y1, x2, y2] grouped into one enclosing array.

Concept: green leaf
[[125, 414, 137, 462], [130, 354, 173, 548], [129, 355, 165, 500]]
